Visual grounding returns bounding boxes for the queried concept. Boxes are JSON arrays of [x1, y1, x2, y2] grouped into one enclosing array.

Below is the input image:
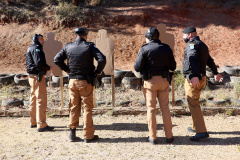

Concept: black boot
[[84, 135, 99, 143], [147, 136, 157, 145], [37, 125, 54, 132], [190, 132, 209, 141], [69, 128, 76, 142]]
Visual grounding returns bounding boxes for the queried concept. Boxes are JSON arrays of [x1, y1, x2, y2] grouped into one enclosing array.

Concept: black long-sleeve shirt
[[134, 39, 176, 75], [26, 42, 50, 75], [54, 37, 106, 79], [182, 36, 218, 79]]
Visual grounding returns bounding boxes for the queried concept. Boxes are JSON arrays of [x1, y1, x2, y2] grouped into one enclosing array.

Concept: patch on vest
[[36, 49, 40, 52], [189, 44, 195, 50]]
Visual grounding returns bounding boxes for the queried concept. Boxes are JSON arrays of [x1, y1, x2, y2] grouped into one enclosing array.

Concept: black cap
[[74, 27, 88, 35], [32, 34, 43, 42], [182, 26, 196, 34]]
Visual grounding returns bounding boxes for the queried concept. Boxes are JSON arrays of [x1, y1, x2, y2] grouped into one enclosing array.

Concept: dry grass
[[0, 85, 233, 109], [0, 74, 239, 111]]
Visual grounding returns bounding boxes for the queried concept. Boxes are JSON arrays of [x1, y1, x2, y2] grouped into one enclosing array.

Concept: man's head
[[182, 26, 197, 43], [32, 34, 44, 45], [75, 27, 88, 40], [145, 27, 159, 43]]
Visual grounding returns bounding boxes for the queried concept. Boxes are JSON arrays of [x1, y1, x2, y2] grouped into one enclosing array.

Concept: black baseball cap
[[182, 26, 196, 34], [74, 27, 88, 35]]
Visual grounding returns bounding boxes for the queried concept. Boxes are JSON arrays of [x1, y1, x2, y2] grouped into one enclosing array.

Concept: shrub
[[174, 72, 185, 89], [55, 3, 87, 23]]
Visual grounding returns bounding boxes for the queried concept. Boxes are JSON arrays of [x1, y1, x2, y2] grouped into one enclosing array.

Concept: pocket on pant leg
[[185, 84, 201, 100], [188, 89, 201, 100], [81, 85, 93, 111]]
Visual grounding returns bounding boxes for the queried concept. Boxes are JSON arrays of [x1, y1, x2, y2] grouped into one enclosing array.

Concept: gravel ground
[[0, 115, 240, 160]]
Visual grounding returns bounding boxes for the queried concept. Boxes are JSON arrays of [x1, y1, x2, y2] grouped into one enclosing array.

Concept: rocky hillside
[[0, 0, 239, 73]]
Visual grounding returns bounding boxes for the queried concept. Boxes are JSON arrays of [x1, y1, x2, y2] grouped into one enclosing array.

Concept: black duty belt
[[152, 73, 162, 76], [69, 75, 87, 80], [152, 71, 169, 78], [151, 71, 163, 76]]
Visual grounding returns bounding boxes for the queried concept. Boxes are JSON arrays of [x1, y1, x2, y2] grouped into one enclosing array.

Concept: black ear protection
[[32, 34, 43, 42], [145, 27, 159, 40], [145, 27, 153, 40], [74, 27, 88, 35]]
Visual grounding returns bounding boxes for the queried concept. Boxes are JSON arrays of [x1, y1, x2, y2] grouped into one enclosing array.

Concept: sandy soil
[[0, 115, 239, 160]]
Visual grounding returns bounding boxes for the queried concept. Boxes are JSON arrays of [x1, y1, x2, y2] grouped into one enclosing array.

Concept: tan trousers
[[68, 79, 94, 139], [29, 75, 48, 129], [184, 76, 207, 133], [143, 76, 173, 140]]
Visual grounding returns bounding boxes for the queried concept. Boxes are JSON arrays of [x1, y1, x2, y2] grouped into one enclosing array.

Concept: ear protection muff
[[145, 27, 159, 40], [145, 27, 153, 40], [32, 34, 43, 42], [74, 27, 88, 35]]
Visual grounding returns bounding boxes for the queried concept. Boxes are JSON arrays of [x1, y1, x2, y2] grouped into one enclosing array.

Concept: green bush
[[174, 72, 185, 88], [56, 3, 87, 23]]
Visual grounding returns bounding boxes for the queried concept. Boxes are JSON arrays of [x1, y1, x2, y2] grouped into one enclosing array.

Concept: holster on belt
[[142, 69, 152, 80], [38, 72, 43, 82], [87, 72, 97, 86], [161, 71, 173, 84]]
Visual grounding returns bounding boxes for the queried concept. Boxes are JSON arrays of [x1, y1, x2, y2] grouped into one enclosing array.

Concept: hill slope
[[0, 1, 239, 73]]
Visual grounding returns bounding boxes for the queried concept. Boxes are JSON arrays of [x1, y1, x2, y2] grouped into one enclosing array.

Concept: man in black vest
[[134, 27, 176, 145], [54, 27, 106, 142], [26, 34, 54, 132], [182, 26, 223, 141]]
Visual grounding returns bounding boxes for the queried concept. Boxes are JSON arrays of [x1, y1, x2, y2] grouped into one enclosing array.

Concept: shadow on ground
[[51, 123, 240, 145]]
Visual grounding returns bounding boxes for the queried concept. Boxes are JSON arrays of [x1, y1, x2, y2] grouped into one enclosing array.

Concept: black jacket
[[26, 42, 50, 75], [182, 36, 218, 79], [54, 37, 106, 79], [134, 39, 176, 75]]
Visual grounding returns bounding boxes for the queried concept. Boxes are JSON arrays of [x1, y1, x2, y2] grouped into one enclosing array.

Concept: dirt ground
[[0, 115, 239, 160]]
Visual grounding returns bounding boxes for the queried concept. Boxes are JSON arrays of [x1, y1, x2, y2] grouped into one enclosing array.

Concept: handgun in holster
[[87, 72, 97, 86], [142, 69, 152, 80], [38, 72, 43, 82], [162, 71, 173, 84], [168, 71, 174, 85]]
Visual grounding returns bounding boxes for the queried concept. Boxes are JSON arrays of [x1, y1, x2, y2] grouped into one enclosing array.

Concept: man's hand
[[190, 77, 200, 88], [215, 74, 224, 82], [50, 66, 54, 71]]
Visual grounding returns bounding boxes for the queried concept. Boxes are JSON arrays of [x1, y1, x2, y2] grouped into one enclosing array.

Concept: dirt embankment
[[0, 2, 240, 73]]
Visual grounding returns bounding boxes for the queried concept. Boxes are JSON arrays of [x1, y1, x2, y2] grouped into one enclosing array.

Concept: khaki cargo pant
[[68, 79, 95, 139], [29, 75, 48, 129], [184, 76, 207, 133], [143, 76, 173, 140]]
